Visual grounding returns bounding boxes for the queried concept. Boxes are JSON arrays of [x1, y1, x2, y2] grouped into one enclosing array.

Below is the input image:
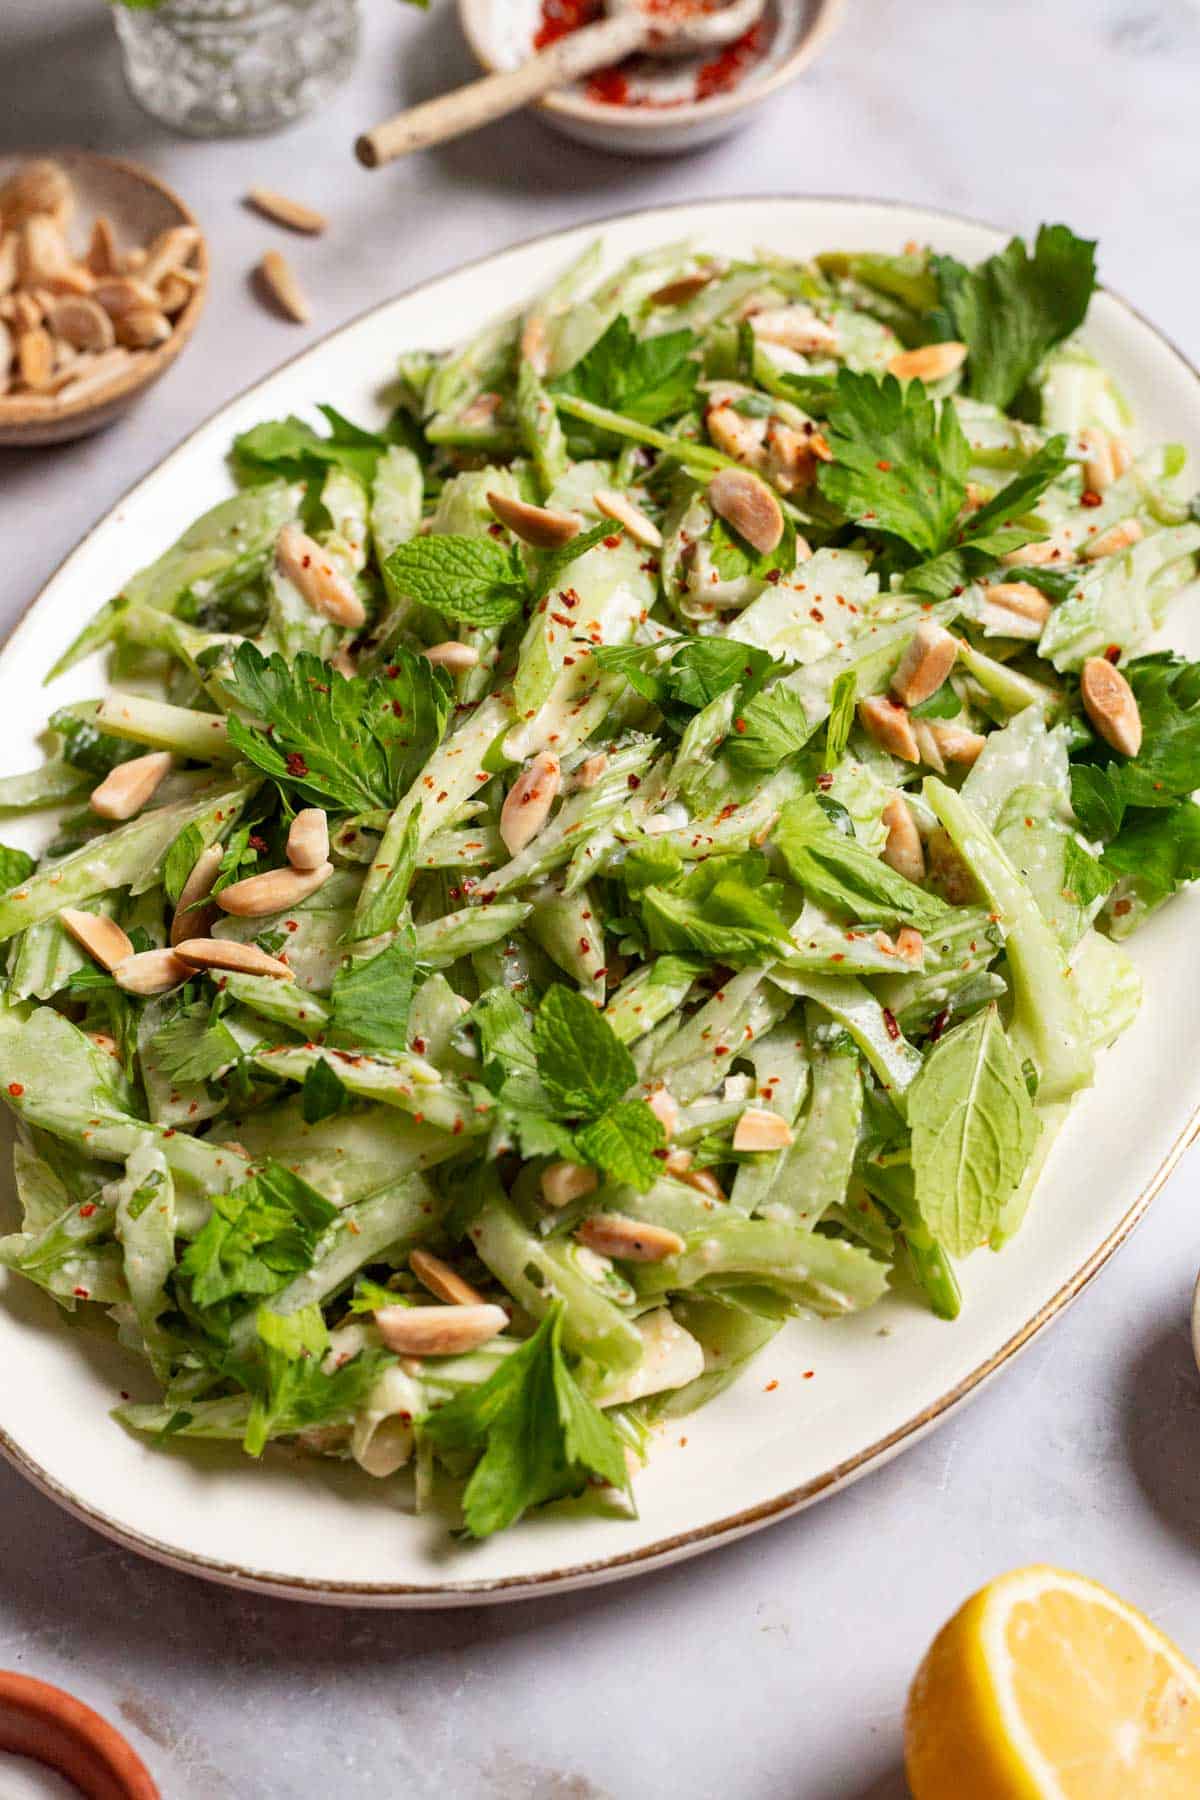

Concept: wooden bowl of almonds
[[0, 150, 208, 448]]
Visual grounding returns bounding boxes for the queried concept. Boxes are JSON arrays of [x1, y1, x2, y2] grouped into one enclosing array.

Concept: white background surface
[[1, 2, 1199, 1795]]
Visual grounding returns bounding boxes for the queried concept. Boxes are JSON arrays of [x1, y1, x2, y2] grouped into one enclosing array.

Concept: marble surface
[[2, 1, 1200, 1794]]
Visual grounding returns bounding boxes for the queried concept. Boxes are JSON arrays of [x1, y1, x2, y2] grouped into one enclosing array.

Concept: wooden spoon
[[356, 0, 768, 168]]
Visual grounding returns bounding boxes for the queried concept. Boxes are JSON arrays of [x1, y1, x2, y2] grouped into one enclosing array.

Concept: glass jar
[[112, 0, 360, 138]]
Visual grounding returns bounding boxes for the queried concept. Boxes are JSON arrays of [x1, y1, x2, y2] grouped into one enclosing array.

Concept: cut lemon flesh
[[906, 1565, 1200, 1799]]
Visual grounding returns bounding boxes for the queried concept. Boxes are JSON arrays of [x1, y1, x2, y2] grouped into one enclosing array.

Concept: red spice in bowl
[[533, 0, 776, 106], [0, 1674, 159, 1800]]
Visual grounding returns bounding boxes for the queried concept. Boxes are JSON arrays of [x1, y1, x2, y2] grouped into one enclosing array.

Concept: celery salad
[[2, 224, 1199, 1543]]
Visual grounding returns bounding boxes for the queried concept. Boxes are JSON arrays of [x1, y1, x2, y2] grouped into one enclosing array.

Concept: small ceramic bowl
[[0, 150, 208, 450], [0, 1671, 159, 1799], [457, 0, 845, 155]]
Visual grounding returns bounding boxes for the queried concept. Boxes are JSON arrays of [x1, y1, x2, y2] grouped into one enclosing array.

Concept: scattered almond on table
[[0, 158, 203, 413]]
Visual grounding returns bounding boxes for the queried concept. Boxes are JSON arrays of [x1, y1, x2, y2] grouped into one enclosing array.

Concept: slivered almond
[[375, 1303, 507, 1356], [140, 225, 201, 289], [409, 1248, 485, 1307], [0, 321, 11, 390], [422, 640, 479, 673], [706, 402, 768, 467], [1110, 436, 1132, 478], [519, 314, 548, 374], [881, 792, 925, 883], [0, 235, 16, 297], [86, 215, 118, 277], [112, 947, 190, 996], [896, 926, 925, 964], [541, 1161, 598, 1208], [157, 271, 195, 316], [9, 291, 42, 332], [1, 161, 73, 228], [577, 1214, 685, 1264], [927, 722, 986, 766], [275, 522, 365, 627], [92, 276, 160, 318], [16, 326, 53, 391], [680, 1166, 724, 1201], [891, 620, 957, 708], [174, 938, 294, 980], [19, 216, 70, 286], [59, 908, 134, 971], [649, 271, 716, 306], [123, 247, 148, 274], [577, 753, 608, 789], [593, 487, 663, 549], [732, 1107, 794, 1152], [286, 808, 329, 872], [216, 859, 334, 918], [171, 841, 224, 945], [500, 751, 561, 855], [257, 249, 310, 323], [707, 467, 783, 556], [1080, 427, 1116, 493], [461, 391, 501, 429], [89, 750, 172, 820], [487, 490, 580, 549], [646, 1086, 678, 1139], [47, 294, 114, 353], [1080, 657, 1142, 756], [664, 1149, 694, 1177], [52, 349, 134, 406], [927, 829, 976, 904], [887, 340, 968, 382], [859, 695, 919, 763], [246, 186, 328, 235], [1001, 538, 1067, 568], [748, 305, 839, 355], [116, 307, 171, 350], [984, 580, 1052, 625], [1082, 517, 1144, 561], [912, 717, 944, 773]]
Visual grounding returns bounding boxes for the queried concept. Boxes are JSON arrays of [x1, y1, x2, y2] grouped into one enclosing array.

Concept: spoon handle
[[356, 12, 649, 167]]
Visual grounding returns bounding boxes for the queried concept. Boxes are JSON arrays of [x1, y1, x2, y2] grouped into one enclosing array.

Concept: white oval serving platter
[[2, 197, 1199, 1607]]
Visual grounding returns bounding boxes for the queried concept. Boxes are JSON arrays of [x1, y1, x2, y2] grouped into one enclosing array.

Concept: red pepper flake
[[285, 919, 299, 933], [452, 1119, 465, 1136], [79, 1203, 98, 1218], [876, 459, 892, 472], [385, 664, 400, 678], [1105, 644, 1121, 664], [734, 717, 747, 734], [73, 1286, 90, 1299], [488, 521, 505, 538], [7, 1082, 23, 1097], [1081, 489, 1103, 508], [695, 17, 769, 100], [928, 1006, 951, 1044], [585, 67, 631, 106], [248, 833, 269, 854], [882, 1008, 900, 1041], [803, 1369, 815, 1380], [816, 771, 834, 791], [603, 534, 622, 549], [627, 774, 641, 790], [286, 752, 309, 777], [764, 1379, 779, 1393]]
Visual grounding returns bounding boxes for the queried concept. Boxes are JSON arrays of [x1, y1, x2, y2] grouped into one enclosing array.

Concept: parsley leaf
[[777, 793, 951, 930], [708, 512, 798, 585], [533, 986, 636, 1119], [554, 314, 699, 426], [420, 1303, 628, 1539], [225, 643, 453, 814], [155, 1000, 242, 1084], [382, 535, 528, 627], [468, 988, 546, 1110], [725, 684, 815, 771], [818, 370, 972, 555], [575, 1100, 664, 1193], [243, 1302, 392, 1458], [0, 843, 35, 892], [903, 434, 1071, 598], [163, 823, 205, 907], [178, 1162, 338, 1311], [301, 1058, 350, 1124], [932, 225, 1097, 410], [591, 636, 779, 729], [1100, 801, 1200, 901], [1071, 654, 1200, 840], [640, 852, 791, 964], [328, 930, 417, 1053], [824, 672, 857, 770], [233, 408, 388, 487]]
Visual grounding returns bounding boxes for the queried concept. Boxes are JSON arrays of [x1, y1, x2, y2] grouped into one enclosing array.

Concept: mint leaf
[[640, 852, 791, 964], [533, 986, 635, 1120], [824, 672, 857, 770], [776, 793, 950, 930], [178, 1162, 338, 1310], [726, 683, 815, 771], [234, 411, 386, 487], [932, 225, 1097, 409], [555, 315, 698, 425], [301, 1058, 350, 1124], [383, 534, 527, 627], [0, 843, 35, 891], [225, 643, 453, 813], [420, 1303, 627, 1539], [575, 1099, 665, 1192], [155, 1000, 241, 1084], [818, 370, 972, 555], [328, 930, 417, 1054], [908, 1004, 1039, 1256], [163, 823, 205, 907]]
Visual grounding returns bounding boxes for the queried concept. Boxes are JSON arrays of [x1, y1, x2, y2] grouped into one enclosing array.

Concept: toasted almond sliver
[[912, 716, 945, 774], [374, 1303, 508, 1357], [409, 1248, 486, 1308], [59, 908, 134, 972], [927, 722, 987, 766], [1082, 518, 1144, 562], [646, 1086, 679, 1140], [51, 348, 135, 407], [577, 1213, 685, 1264], [46, 294, 114, 354], [706, 402, 768, 468], [115, 307, 172, 350], [748, 305, 840, 355], [886, 340, 968, 382], [859, 695, 919, 763], [732, 1107, 794, 1152], [257, 248, 311, 324], [173, 938, 294, 980], [707, 467, 784, 556], [1080, 427, 1116, 494], [487, 490, 581, 549], [500, 751, 561, 856], [92, 276, 161, 318], [984, 580, 1052, 625], [170, 842, 224, 946], [19, 215, 70, 286], [275, 522, 365, 627], [1080, 656, 1142, 757], [895, 926, 924, 965], [112, 948, 191, 996], [89, 750, 173, 821], [16, 326, 54, 391], [286, 808, 329, 873], [593, 487, 663, 549], [157, 271, 195, 317], [881, 792, 925, 883], [680, 1166, 725, 1201], [541, 1161, 598, 1208], [246, 187, 328, 235], [649, 270, 716, 306], [85, 214, 119, 278], [140, 225, 201, 289], [216, 859, 334, 918], [1001, 538, 1067, 569], [0, 235, 16, 298], [890, 620, 958, 708], [576, 753, 608, 789], [927, 828, 976, 905], [422, 640, 479, 673], [0, 160, 74, 228]]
